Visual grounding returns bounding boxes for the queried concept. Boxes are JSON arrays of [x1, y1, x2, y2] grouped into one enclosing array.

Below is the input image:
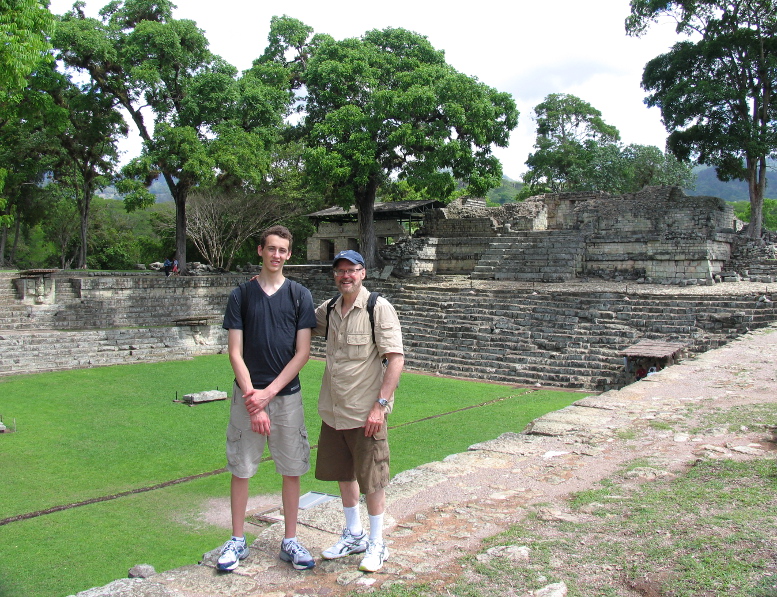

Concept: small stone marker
[[182, 390, 227, 404]]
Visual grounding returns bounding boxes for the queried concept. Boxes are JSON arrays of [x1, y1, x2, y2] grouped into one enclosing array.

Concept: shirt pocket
[[346, 333, 371, 360]]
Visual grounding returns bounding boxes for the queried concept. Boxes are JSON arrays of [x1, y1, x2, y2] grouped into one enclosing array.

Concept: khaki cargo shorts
[[225, 383, 310, 478]]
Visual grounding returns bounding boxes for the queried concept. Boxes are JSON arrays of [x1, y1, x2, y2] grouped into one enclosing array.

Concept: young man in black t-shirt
[[218, 225, 317, 571]]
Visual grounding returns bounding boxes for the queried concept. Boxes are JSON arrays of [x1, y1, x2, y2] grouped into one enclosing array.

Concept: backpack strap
[[324, 295, 339, 340], [366, 291, 380, 344], [325, 291, 382, 344]]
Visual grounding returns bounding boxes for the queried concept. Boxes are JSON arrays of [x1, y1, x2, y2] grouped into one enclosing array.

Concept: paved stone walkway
[[72, 323, 777, 597]]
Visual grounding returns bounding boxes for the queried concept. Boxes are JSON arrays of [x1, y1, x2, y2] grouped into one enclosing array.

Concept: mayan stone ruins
[[2, 186, 777, 391]]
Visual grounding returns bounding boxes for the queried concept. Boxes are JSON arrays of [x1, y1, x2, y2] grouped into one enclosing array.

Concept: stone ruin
[[381, 186, 776, 284]]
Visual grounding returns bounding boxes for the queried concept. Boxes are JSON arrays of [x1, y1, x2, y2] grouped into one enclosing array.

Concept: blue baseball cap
[[332, 250, 365, 268]]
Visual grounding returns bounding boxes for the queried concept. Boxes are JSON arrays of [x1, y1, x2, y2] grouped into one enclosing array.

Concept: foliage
[[53, 1, 293, 272], [0, 72, 64, 265], [0, 356, 581, 596], [485, 177, 523, 205], [733, 197, 777, 230], [272, 20, 518, 268], [32, 61, 128, 268], [40, 183, 79, 268], [0, 0, 54, 93], [581, 143, 696, 194], [184, 141, 326, 269], [520, 94, 695, 197], [522, 93, 620, 194], [626, 0, 777, 238]]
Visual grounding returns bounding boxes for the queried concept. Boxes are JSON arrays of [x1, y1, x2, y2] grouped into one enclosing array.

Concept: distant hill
[[685, 163, 774, 201], [486, 176, 523, 204], [96, 176, 174, 203]]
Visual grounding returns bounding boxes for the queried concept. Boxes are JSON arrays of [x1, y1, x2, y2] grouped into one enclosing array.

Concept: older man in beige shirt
[[313, 250, 404, 572]]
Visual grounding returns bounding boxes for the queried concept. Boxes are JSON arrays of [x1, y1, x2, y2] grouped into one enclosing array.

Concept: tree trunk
[[0, 224, 7, 267], [356, 179, 380, 270], [10, 215, 21, 263], [746, 155, 766, 239], [78, 183, 92, 269], [168, 175, 188, 273]]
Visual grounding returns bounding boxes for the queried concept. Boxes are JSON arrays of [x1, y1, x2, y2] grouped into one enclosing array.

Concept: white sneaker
[[358, 539, 389, 572], [217, 538, 248, 571], [322, 528, 368, 559]]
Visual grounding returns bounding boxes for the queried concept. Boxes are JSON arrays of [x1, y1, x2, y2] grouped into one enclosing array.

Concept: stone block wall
[[3, 271, 777, 391], [307, 220, 406, 262], [423, 210, 496, 237], [381, 237, 493, 275]]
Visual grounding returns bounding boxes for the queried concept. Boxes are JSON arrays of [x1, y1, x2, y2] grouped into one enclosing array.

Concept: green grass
[[441, 457, 777, 597], [0, 356, 583, 597]]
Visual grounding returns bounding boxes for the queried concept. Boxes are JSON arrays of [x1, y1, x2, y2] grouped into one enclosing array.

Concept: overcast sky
[[48, 0, 684, 180]]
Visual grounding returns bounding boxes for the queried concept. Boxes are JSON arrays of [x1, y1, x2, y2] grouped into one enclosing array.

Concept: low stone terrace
[[1, 269, 775, 390]]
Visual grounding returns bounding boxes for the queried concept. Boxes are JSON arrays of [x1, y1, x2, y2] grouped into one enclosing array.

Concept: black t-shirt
[[222, 279, 316, 395]]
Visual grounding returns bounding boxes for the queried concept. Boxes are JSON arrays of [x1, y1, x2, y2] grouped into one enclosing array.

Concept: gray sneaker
[[279, 538, 315, 570], [359, 539, 389, 572], [217, 538, 248, 571], [322, 528, 369, 559]]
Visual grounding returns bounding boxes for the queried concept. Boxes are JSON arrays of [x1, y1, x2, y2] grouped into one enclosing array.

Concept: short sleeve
[[222, 287, 243, 331], [296, 285, 317, 330]]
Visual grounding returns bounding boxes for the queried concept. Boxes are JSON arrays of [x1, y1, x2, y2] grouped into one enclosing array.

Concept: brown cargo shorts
[[315, 421, 389, 495]]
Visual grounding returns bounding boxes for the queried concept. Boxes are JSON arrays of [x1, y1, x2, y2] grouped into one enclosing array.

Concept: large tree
[[0, 0, 55, 227], [53, 1, 292, 272], [286, 24, 518, 268], [522, 93, 621, 194], [35, 64, 127, 268], [626, 0, 777, 238], [0, 66, 64, 265]]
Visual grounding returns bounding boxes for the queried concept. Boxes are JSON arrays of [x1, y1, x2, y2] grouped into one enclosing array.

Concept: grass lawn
[[0, 356, 584, 597]]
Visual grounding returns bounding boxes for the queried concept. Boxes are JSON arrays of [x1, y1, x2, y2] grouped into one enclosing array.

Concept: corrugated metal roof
[[307, 199, 444, 219], [619, 340, 686, 358]]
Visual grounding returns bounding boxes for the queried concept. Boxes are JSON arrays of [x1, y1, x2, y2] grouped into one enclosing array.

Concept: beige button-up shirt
[[315, 286, 404, 430]]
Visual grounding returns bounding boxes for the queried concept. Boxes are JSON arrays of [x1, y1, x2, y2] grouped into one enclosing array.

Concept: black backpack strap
[[288, 279, 303, 322], [325, 291, 382, 345], [367, 292, 380, 344], [324, 295, 339, 340]]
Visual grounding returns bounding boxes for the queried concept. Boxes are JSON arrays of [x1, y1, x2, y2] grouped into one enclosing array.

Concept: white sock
[[232, 536, 245, 543], [368, 513, 384, 542], [282, 536, 296, 546], [344, 506, 363, 535]]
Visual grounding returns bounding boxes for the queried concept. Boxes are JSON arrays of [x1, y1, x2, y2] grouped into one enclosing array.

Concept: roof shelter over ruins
[[306, 199, 445, 263]]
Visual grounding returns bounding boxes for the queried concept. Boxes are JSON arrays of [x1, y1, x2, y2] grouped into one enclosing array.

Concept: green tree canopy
[[626, 0, 777, 238], [0, 0, 54, 93], [522, 93, 620, 193], [520, 93, 695, 198], [276, 22, 518, 268], [53, 0, 294, 271], [33, 62, 127, 268]]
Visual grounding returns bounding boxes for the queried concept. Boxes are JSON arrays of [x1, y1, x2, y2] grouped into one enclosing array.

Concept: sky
[[48, 0, 685, 181]]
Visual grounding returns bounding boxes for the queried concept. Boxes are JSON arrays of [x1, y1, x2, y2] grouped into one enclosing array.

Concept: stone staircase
[[1, 270, 776, 390], [318, 280, 777, 391], [471, 231, 585, 281]]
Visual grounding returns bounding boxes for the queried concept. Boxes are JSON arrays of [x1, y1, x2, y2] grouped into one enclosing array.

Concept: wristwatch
[[377, 398, 389, 407]]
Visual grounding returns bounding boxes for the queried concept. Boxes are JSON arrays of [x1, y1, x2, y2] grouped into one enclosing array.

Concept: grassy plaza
[[0, 355, 583, 597]]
